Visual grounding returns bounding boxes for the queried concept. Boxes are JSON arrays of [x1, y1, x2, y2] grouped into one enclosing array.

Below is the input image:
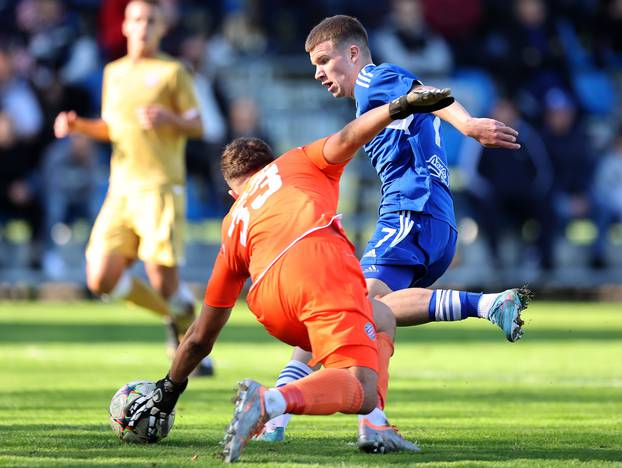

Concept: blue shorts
[[359, 211, 457, 291]]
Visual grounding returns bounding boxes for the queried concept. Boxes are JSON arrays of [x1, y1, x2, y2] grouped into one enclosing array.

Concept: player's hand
[[137, 105, 175, 129], [466, 118, 520, 149], [126, 375, 187, 441], [54, 111, 78, 138]]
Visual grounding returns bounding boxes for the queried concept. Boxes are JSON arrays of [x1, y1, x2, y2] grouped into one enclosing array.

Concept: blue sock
[[275, 360, 312, 387], [428, 290, 483, 321]]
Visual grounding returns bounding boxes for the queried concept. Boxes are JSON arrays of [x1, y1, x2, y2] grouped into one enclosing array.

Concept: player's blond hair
[[221, 137, 275, 181], [305, 15, 370, 54]]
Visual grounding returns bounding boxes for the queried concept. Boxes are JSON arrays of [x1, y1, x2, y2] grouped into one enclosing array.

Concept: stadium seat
[[572, 70, 616, 116]]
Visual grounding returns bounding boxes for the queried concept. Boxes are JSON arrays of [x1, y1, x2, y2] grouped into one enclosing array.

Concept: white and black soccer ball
[[109, 380, 175, 443]]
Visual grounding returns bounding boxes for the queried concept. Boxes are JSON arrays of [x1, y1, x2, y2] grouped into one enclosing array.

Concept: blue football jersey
[[354, 63, 456, 228]]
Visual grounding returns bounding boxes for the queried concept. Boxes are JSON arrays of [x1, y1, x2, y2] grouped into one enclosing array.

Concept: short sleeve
[[172, 64, 199, 117], [302, 136, 347, 181], [203, 248, 247, 308]]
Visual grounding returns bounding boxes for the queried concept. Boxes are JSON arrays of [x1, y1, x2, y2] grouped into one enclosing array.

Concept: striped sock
[[428, 289, 482, 321], [265, 360, 313, 431]]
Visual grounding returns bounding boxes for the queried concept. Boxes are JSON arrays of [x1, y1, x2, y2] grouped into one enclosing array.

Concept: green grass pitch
[[1, 300, 621, 467]]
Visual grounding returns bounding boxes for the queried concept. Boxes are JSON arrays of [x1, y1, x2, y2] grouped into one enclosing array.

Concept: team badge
[[364, 322, 376, 341], [144, 74, 161, 87]]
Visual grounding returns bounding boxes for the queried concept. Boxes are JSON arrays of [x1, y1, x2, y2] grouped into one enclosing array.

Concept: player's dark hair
[[221, 137, 276, 181], [305, 15, 369, 53]]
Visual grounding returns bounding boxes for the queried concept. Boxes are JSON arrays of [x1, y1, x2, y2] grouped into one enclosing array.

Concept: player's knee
[[86, 274, 115, 296]]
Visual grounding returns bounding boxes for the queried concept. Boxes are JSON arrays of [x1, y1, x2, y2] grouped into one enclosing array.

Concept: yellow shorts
[[86, 187, 186, 267]]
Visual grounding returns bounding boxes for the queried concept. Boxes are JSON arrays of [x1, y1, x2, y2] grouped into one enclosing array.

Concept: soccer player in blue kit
[[260, 15, 532, 449]]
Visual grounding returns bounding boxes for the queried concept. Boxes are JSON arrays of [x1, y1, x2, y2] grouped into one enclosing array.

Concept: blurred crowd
[[0, 0, 621, 279]]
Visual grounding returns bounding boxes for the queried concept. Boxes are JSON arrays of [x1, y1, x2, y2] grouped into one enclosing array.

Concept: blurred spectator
[[0, 45, 43, 141], [206, 9, 268, 69], [227, 96, 271, 145], [15, 0, 78, 72], [540, 88, 603, 267], [592, 127, 622, 267], [421, 0, 483, 68], [593, 0, 622, 69], [40, 134, 100, 278], [462, 97, 555, 269], [480, 0, 571, 118], [372, 0, 453, 79], [179, 32, 229, 216], [98, 0, 130, 60], [0, 44, 44, 268], [422, 0, 482, 41]]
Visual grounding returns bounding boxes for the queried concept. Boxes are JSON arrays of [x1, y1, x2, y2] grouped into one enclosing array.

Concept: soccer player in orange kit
[[125, 86, 455, 462]]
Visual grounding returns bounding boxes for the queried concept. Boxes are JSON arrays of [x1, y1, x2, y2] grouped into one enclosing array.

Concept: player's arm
[[136, 106, 203, 138], [53, 111, 110, 141], [323, 87, 453, 164], [126, 256, 243, 437], [168, 304, 231, 382], [431, 96, 520, 149]]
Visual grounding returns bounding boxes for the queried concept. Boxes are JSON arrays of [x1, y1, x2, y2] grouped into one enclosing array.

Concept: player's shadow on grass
[[1, 322, 620, 344]]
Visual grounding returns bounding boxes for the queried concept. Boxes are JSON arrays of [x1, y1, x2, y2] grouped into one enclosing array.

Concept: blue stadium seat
[[572, 70, 617, 116]]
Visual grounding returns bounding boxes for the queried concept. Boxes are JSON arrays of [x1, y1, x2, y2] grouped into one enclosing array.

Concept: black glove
[[389, 87, 454, 120], [126, 375, 187, 441]]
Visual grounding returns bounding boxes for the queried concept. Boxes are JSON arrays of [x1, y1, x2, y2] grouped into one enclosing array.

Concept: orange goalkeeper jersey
[[204, 136, 353, 308]]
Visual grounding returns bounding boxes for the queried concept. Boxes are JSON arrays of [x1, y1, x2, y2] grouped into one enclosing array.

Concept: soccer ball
[[109, 380, 175, 443]]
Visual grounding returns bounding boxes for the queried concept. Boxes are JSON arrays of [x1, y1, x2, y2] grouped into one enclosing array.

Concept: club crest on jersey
[[426, 154, 449, 186], [144, 74, 161, 87], [364, 322, 376, 341]]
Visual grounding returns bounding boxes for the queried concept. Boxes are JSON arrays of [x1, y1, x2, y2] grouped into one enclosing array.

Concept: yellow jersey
[[101, 53, 199, 191]]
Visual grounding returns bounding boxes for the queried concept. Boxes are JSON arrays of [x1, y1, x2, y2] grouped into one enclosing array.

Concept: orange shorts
[[247, 229, 379, 372]]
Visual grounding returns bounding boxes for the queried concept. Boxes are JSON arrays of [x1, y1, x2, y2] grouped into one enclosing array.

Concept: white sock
[[169, 282, 196, 316], [264, 388, 286, 419], [477, 293, 497, 319], [265, 360, 313, 431], [358, 407, 388, 426], [266, 411, 292, 431], [105, 271, 132, 300]]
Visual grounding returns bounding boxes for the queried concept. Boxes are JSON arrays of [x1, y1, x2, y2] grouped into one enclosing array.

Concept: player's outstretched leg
[[380, 285, 532, 341], [486, 287, 532, 342]]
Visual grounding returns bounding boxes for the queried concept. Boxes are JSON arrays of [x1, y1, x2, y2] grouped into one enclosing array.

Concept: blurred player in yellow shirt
[[54, 0, 213, 375]]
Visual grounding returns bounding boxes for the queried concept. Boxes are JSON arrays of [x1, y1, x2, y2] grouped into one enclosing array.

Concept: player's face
[[309, 40, 358, 98], [123, 1, 165, 55]]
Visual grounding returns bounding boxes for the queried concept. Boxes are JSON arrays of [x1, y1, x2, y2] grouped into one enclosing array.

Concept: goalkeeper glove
[[389, 87, 454, 120], [126, 374, 187, 442]]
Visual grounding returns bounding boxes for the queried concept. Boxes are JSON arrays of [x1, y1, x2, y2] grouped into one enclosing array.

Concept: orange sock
[[376, 332, 394, 409], [278, 368, 363, 415]]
